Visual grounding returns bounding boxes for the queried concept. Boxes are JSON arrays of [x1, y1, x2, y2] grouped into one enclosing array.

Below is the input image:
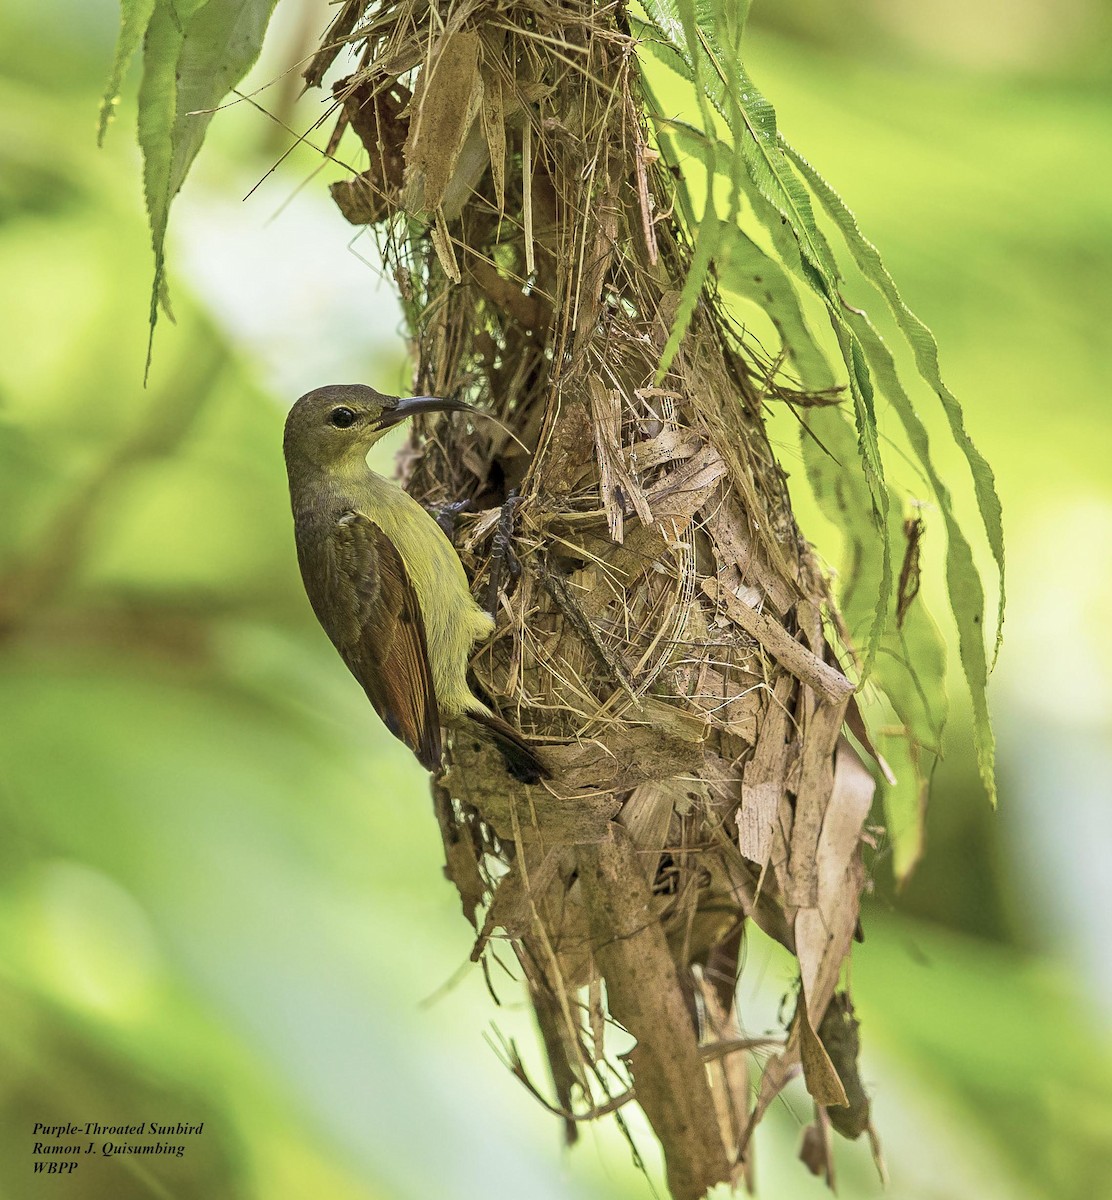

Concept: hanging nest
[[311, 0, 884, 1193]]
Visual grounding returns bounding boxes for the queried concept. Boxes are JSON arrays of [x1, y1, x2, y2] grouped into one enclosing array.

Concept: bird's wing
[[324, 511, 443, 770]]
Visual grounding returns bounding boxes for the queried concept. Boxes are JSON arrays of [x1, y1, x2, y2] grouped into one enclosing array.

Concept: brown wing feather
[[324, 512, 442, 770]]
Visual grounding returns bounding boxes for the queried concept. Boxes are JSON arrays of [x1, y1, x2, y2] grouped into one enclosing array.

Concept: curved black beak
[[374, 395, 476, 429]]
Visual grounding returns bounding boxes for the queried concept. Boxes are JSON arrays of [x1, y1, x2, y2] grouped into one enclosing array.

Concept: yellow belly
[[367, 481, 494, 718]]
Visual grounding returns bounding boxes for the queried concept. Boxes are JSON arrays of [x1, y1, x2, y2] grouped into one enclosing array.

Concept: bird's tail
[[468, 709, 548, 783]]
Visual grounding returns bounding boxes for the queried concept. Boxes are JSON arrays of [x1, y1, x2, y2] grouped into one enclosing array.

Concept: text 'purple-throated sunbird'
[[283, 384, 546, 783]]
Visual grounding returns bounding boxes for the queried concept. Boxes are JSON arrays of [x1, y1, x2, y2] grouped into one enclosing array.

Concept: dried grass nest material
[[313, 0, 885, 1192]]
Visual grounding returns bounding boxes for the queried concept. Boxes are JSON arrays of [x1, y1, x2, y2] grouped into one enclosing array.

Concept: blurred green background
[[1, 0, 1110, 1196]]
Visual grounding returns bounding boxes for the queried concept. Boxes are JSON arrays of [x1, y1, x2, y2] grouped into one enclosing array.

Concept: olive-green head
[[283, 384, 473, 472]]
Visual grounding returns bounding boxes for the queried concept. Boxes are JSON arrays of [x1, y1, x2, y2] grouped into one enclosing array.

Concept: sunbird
[[283, 384, 546, 782]]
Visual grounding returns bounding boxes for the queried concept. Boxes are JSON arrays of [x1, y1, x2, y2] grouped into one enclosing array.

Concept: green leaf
[[847, 311, 996, 803], [829, 321, 892, 671], [649, 119, 836, 392], [801, 404, 947, 870], [98, 0, 156, 147], [782, 141, 1005, 670], [656, 213, 721, 381], [643, 0, 839, 296], [137, 0, 280, 374], [874, 587, 949, 882], [876, 703, 928, 884], [715, 222, 835, 390], [137, 2, 188, 356], [653, 0, 722, 381]]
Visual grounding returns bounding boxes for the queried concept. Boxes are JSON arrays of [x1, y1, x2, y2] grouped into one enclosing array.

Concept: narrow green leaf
[[872, 591, 948, 881], [650, 114, 835, 389], [137, 1, 187, 367], [138, 0, 280, 374], [170, 0, 280, 199], [832, 321, 891, 672], [98, 0, 157, 146], [706, 0, 746, 219], [802, 403, 947, 864], [877, 710, 928, 884], [783, 140, 1005, 669], [724, 0, 753, 35], [847, 312, 996, 802], [657, 215, 721, 380], [800, 405, 878, 625], [716, 223, 835, 391], [654, 0, 722, 381], [642, 0, 840, 298]]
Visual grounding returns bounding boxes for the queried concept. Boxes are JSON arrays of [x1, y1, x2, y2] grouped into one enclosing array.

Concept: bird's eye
[[329, 406, 357, 428]]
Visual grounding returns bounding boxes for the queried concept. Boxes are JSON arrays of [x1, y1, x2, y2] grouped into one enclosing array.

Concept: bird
[[282, 383, 546, 783]]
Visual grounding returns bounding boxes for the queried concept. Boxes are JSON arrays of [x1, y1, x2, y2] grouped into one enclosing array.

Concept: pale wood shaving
[[703, 577, 855, 706], [738, 672, 795, 865], [403, 28, 483, 215]]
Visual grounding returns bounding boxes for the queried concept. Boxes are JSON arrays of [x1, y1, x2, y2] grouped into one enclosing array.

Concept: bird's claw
[[485, 490, 524, 614], [432, 497, 474, 541]]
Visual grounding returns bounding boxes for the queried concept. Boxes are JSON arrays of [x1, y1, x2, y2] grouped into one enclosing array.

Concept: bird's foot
[[485, 490, 523, 615], [431, 497, 474, 542]]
